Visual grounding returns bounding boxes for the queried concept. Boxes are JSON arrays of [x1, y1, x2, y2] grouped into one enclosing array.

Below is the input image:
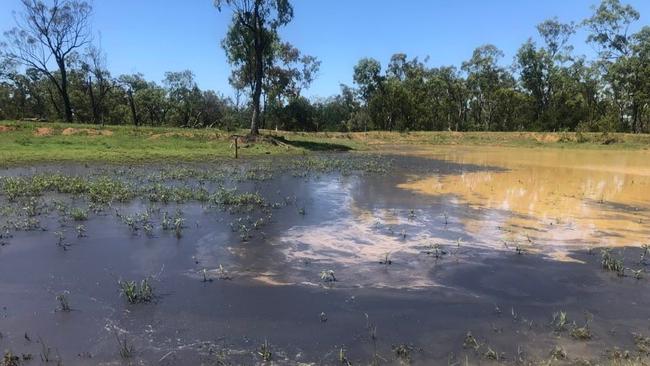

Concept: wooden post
[[230, 135, 240, 159]]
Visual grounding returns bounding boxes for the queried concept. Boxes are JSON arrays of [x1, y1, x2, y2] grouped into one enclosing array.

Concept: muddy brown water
[[0, 149, 649, 365]]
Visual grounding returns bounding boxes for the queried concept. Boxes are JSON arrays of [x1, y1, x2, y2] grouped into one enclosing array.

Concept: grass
[[1, 120, 649, 165]]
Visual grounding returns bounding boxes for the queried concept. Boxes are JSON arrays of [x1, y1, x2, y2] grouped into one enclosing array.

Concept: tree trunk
[[59, 61, 73, 122], [88, 76, 99, 124], [127, 89, 139, 126], [249, 2, 263, 136]]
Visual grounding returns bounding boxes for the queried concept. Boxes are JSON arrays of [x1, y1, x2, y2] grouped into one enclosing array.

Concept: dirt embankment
[[61, 128, 113, 136], [30, 127, 114, 137]]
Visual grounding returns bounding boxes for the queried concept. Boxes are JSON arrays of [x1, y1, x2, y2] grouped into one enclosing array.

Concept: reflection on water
[[398, 146, 650, 259]]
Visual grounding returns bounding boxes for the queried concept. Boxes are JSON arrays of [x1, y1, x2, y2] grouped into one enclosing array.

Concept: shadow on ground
[[274, 135, 353, 151]]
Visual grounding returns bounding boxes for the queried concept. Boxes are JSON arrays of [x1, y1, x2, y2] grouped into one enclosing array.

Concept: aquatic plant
[[216, 265, 232, 280], [640, 244, 649, 264], [552, 311, 569, 331], [601, 249, 625, 276], [549, 345, 567, 360], [118, 278, 154, 304], [2, 351, 20, 366], [38, 337, 55, 363], [75, 224, 87, 238], [56, 292, 71, 312], [338, 348, 352, 366], [54, 230, 70, 250], [70, 207, 88, 221], [258, 339, 272, 362], [320, 312, 327, 322], [379, 252, 392, 265], [114, 331, 134, 359], [392, 344, 413, 363], [202, 268, 213, 283], [463, 331, 480, 351], [633, 333, 650, 354], [320, 270, 336, 282], [422, 243, 447, 258], [483, 346, 503, 361], [630, 268, 644, 280]]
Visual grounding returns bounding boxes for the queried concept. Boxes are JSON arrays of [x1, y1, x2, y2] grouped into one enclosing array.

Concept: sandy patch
[[0, 125, 16, 133], [148, 132, 196, 140], [61, 128, 113, 136], [34, 127, 54, 136]]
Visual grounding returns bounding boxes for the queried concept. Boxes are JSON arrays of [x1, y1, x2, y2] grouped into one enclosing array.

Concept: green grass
[[1, 120, 649, 165]]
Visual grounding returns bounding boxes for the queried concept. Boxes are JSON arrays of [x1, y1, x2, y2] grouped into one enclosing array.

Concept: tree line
[[1, 0, 650, 134]]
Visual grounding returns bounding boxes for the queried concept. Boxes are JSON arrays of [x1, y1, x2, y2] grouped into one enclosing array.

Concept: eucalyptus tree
[[1, 0, 92, 122], [214, 0, 294, 135], [584, 0, 642, 131], [516, 18, 575, 129], [462, 45, 513, 130]]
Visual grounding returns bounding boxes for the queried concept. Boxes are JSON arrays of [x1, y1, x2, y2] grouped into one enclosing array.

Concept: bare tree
[[83, 45, 112, 125], [2, 0, 92, 122]]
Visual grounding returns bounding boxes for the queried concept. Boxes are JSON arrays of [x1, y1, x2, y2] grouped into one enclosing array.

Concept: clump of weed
[[201, 268, 213, 283], [483, 346, 504, 361], [75, 224, 86, 238], [629, 268, 644, 280], [320, 270, 336, 282], [114, 331, 134, 359], [54, 230, 70, 250], [339, 348, 352, 366], [640, 244, 650, 264], [379, 252, 392, 265], [549, 345, 567, 360], [552, 311, 569, 331], [422, 243, 447, 258], [118, 278, 154, 304], [2, 351, 20, 366], [70, 207, 88, 221], [161, 210, 184, 238], [633, 333, 650, 354], [56, 292, 71, 312], [392, 344, 413, 363], [601, 248, 625, 276], [258, 339, 272, 362], [571, 323, 592, 340], [216, 265, 232, 280], [463, 331, 481, 351]]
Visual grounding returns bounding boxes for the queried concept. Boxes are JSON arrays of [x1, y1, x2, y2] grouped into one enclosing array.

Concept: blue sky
[[2, 0, 650, 98]]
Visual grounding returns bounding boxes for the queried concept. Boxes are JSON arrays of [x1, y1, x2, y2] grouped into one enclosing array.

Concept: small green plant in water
[[601, 249, 625, 276], [552, 311, 569, 331], [76, 224, 86, 238], [56, 292, 71, 312], [119, 278, 154, 304], [114, 331, 134, 359], [320, 270, 336, 282], [70, 207, 88, 221], [258, 339, 272, 362], [463, 331, 480, 351], [379, 252, 392, 265]]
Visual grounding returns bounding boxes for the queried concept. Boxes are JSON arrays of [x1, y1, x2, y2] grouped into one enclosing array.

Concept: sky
[[2, 0, 650, 98]]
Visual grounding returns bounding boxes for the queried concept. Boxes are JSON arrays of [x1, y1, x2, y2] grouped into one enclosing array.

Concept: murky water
[[398, 146, 650, 261], [0, 150, 649, 365]]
